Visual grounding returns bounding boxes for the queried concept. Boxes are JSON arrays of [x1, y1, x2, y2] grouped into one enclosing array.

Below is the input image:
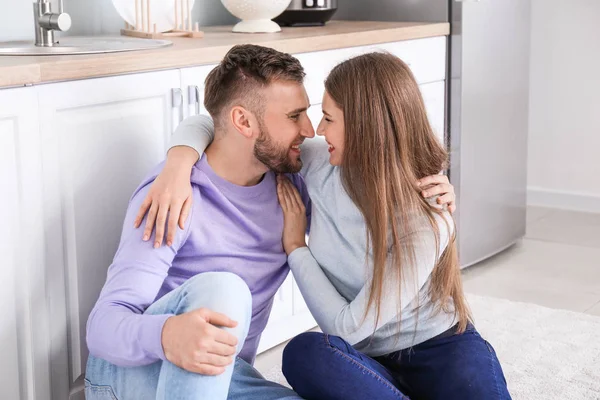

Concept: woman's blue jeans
[[282, 324, 511, 400]]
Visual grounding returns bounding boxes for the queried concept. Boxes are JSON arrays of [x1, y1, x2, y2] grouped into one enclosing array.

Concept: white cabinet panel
[[296, 36, 447, 106], [0, 87, 51, 400], [180, 64, 219, 117], [292, 277, 311, 316], [379, 37, 447, 86], [37, 70, 181, 400], [420, 81, 446, 146], [257, 273, 317, 354], [305, 82, 446, 147], [307, 103, 323, 131]]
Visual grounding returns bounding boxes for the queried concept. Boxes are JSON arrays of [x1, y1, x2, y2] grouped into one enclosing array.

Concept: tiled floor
[[255, 206, 600, 373], [462, 206, 600, 314]]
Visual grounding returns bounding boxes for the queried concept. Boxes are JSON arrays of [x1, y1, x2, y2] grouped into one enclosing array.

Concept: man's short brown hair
[[204, 44, 305, 127]]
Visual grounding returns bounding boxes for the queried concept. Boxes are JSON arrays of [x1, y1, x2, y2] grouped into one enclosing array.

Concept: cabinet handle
[[188, 85, 201, 116], [171, 88, 183, 131]]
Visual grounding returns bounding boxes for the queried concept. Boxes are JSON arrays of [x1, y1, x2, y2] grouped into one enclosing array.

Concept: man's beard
[[253, 119, 302, 173]]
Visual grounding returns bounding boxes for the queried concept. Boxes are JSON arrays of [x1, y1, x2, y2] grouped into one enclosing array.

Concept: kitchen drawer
[[295, 36, 447, 105]]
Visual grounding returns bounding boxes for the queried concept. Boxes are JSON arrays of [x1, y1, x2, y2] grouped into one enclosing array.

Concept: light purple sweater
[[86, 155, 310, 366]]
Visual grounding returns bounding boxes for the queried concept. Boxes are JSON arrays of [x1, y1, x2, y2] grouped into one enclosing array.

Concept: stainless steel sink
[[0, 36, 172, 56]]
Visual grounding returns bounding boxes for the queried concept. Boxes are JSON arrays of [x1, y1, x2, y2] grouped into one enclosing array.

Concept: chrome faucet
[[33, 0, 72, 47]]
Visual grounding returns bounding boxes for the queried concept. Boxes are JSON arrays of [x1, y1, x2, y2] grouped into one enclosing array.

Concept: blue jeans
[[85, 272, 303, 400], [282, 325, 511, 400]]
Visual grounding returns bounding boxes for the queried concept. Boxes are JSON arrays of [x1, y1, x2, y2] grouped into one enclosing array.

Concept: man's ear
[[230, 106, 256, 139]]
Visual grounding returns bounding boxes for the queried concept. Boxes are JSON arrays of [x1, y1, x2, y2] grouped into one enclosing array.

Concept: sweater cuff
[[168, 127, 204, 156], [139, 313, 174, 361], [168, 115, 214, 156], [288, 246, 312, 269]]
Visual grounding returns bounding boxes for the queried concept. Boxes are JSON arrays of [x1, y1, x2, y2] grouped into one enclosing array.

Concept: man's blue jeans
[[282, 325, 511, 400], [85, 272, 302, 400]]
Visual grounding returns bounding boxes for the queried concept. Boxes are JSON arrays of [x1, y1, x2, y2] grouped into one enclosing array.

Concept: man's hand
[[417, 174, 456, 214], [162, 308, 239, 375]]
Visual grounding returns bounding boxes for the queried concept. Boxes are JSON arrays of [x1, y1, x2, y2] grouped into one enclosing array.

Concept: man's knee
[[181, 272, 252, 342], [183, 272, 251, 316]]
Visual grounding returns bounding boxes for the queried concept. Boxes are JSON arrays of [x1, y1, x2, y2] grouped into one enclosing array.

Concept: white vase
[[221, 0, 292, 33]]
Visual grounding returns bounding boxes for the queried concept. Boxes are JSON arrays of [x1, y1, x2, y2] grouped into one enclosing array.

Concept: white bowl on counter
[[221, 0, 292, 33]]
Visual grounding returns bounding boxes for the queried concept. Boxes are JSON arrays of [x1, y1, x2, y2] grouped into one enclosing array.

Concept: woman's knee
[[284, 332, 325, 360], [282, 332, 331, 382]]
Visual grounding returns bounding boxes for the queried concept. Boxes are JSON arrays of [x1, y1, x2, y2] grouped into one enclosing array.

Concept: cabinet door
[[295, 36, 447, 106], [180, 65, 218, 118], [37, 70, 181, 400], [420, 81, 447, 146], [0, 87, 51, 400], [307, 103, 323, 129], [256, 274, 295, 353]]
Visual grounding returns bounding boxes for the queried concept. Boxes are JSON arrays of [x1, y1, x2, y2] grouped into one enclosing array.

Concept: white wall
[[0, 0, 33, 41], [0, 0, 236, 42], [527, 0, 600, 213]]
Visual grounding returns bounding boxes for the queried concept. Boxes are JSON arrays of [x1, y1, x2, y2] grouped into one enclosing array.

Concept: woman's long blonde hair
[[325, 52, 471, 333]]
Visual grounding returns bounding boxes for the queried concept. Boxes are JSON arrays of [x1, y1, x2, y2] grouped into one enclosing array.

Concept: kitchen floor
[[255, 206, 600, 375]]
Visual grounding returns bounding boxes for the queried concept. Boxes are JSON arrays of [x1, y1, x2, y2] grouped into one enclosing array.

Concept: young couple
[[85, 44, 511, 399]]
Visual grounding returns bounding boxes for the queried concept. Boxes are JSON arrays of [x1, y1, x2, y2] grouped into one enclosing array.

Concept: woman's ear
[[230, 106, 256, 139]]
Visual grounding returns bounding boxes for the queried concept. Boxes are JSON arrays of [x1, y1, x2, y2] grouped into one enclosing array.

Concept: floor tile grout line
[[526, 211, 553, 225], [584, 299, 600, 313], [523, 236, 600, 250]]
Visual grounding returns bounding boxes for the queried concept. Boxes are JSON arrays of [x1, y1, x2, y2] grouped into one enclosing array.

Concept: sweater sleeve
[[287, 212, 453, 345], [299, 135, 331, 178], [86, 180, 195, 366], [169, 114, 215, 156]]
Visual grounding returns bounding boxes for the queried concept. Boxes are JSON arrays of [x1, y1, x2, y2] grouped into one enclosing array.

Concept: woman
[[137, 52, 510, 399], [273, 53, 509, 400]]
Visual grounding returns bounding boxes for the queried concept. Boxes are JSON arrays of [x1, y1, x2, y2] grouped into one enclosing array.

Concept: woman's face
[[317, 91, 345, 166]]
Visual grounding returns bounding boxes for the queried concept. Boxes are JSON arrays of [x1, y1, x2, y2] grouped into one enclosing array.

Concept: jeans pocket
[[84, 379, 118, 400]]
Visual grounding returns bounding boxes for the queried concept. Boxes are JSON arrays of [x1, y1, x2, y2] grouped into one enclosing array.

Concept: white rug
[[263, 294, 600, 399]]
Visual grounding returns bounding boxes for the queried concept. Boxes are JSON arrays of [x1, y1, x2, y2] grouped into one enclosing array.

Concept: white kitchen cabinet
[[296, 36, 447, 105], [0, 87, 52, 400], [420, 80, 447, 146], [307, 103, 324, 129], [36, 70, 180, 400], [0, 35, 447, 400], [180, 64, 218, 118]]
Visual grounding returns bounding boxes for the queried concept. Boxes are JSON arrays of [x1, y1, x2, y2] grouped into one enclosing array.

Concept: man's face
[[253, 81, 315, 173]]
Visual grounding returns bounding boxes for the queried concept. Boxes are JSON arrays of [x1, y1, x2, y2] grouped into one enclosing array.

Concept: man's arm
[[86, 179, 194, 367]]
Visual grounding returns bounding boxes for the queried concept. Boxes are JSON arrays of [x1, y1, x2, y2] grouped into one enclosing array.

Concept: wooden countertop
[[0, 21, 449, 89]]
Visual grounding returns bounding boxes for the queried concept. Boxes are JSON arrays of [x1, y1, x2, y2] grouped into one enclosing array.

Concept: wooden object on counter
[[121, 0, 204, 40], [0, 21, 450, 89]]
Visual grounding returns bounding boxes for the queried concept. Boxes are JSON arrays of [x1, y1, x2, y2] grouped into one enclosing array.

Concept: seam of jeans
[[485, 340, 502, 399], [324, 334, 409, 400], [85, 382, 119, 400]]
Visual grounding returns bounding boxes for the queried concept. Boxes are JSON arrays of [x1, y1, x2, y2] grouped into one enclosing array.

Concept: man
[[85, 44, 314, 400]]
